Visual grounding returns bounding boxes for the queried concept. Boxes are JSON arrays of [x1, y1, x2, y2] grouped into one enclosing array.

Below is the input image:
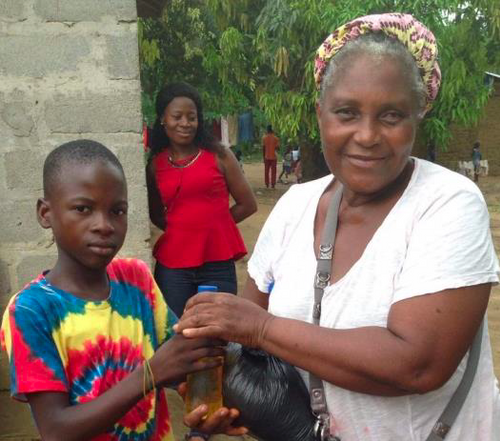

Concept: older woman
[[178, 13, 500, 440]]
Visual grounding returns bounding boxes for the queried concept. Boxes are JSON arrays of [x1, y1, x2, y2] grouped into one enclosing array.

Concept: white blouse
[[248, 158, 500, 440]]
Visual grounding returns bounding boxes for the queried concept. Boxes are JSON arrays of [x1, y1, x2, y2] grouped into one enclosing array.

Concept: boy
[[0, 140, 227, 441], [278, 146, 293, 184], [471, 141, 482, 183]]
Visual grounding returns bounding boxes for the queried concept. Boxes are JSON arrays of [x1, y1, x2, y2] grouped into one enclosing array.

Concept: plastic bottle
[[185, 285, 224, 417]]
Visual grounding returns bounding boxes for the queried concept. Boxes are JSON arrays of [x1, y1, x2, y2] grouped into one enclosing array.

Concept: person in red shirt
[[262, 125, 280, 188], [146, 82, 257, 322]]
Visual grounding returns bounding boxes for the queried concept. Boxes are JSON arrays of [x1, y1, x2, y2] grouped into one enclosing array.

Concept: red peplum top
[[153, 148, 247, 268]]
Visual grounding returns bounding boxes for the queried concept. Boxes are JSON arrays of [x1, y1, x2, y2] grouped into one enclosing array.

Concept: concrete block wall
[[0, 0, 151, 317]]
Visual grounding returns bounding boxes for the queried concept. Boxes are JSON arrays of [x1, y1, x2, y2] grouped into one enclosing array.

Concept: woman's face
[[316, 53, 421, 196], [163, 96, 198, 148]]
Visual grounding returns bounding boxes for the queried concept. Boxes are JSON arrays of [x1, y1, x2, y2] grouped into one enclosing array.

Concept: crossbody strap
[[426, 320, 483, 440], [310, 183, 343, 441], [309, 182, 483, 441]]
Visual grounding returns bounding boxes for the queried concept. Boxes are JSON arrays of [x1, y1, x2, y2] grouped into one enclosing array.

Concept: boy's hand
[[151, 334, 225, 386], [178, 383, 248, 438]]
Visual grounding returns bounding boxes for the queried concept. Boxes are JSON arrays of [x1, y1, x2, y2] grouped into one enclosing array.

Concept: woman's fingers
[[176, 292, 274, 348], [182, 325, 223, 339], [174, 307, 214, 333], [184, 292, 227, 311], [176, 304, 224, 336]]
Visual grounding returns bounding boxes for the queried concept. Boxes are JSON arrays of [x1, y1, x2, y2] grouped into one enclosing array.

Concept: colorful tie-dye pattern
[[1, 258, 177, 441]]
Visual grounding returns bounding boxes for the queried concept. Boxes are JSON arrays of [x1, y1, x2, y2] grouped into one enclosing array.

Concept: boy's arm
[[27, 366, 146, 441], [27, 334, 224, 441], [2, 277, 222, 441]]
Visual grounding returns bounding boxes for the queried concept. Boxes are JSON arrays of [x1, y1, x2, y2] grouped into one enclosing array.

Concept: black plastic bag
[[223, 343, 316, 441]]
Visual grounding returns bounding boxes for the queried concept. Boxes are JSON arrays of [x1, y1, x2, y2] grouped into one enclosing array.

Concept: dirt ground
[[1, 161, 499, 440]]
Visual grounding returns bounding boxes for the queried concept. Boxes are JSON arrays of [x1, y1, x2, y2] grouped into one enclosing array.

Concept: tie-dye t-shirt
[[0, 258, 177, 441]]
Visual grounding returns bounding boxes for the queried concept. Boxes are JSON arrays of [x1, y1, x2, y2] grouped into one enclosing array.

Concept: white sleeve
[[394, 187, 499, 303], [247, 186, 297, 293]]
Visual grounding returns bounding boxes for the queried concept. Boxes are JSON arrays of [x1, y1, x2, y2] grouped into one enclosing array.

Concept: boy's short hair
[[43, 139, 124, 197]]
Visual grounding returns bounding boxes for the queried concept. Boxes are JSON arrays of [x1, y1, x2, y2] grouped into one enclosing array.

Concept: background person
[[177, 13, 500, 441], [472, 140, 482, 182], [426, 140, 436, 163], [262, 125, 280, 188], [146, 82, 257, 319], [278, 145, 293, 184]]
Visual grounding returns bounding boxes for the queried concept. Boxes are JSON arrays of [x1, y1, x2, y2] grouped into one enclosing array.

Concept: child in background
[[0, 140, 244, 441], [290, 146, 302, 183], [278, 146, 293, 184], [471, 141, 482, 183]]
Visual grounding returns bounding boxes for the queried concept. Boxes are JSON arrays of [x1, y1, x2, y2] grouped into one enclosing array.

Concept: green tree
[[138, 0, 260, 125], [139, 0, 500, 180], [203, 0, 500, 179]]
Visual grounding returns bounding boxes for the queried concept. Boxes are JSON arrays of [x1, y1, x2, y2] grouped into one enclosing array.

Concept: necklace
[[168, 149, 202, 169]]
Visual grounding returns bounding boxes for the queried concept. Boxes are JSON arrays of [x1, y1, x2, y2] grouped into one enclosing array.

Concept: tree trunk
[[301, 141, 330, 182]]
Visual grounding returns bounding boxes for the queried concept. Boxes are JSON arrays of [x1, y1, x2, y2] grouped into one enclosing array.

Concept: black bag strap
[[309, 182, 483, 441]]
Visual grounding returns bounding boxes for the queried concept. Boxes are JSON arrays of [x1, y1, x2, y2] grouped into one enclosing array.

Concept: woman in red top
[[146, 82, 257, 319]]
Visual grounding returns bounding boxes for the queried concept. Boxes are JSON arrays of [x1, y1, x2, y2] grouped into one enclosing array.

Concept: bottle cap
[[197, 285, 218, 293]]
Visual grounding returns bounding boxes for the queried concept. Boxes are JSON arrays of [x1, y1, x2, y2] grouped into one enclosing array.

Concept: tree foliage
[[138, 0, 500, 179]]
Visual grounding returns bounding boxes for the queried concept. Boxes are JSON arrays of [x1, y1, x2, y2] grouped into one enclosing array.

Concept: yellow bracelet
[[142, 358, 156, 399], [143, 360, 148, 398]]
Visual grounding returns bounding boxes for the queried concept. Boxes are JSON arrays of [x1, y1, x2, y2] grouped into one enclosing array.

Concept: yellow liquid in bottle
[[185, 360, 223, 417]]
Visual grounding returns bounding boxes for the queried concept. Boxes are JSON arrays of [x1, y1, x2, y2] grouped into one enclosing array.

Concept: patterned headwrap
[[314, 13, 441, 109]]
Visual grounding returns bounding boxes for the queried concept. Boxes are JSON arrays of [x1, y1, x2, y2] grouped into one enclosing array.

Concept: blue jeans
[[154, 260, 237, 318]]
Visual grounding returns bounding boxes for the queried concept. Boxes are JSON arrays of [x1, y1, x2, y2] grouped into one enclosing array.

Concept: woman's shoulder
[[273, 175, 332, 214], [407, 158, 488, 219], [413, 158, 485, 200], [150, 149, 169, 169], [291, 174, 332, 191]]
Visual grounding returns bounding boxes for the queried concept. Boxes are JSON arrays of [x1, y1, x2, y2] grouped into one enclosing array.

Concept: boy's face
[[38, 161, 128, 271]]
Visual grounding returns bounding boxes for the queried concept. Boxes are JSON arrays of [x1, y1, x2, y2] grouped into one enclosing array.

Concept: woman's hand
[[178, 383, 248, 438], [175, 293, 274, 348]]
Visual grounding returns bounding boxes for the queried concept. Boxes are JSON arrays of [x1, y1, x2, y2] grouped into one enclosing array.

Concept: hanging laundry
[[238, 112, 254, 143]]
